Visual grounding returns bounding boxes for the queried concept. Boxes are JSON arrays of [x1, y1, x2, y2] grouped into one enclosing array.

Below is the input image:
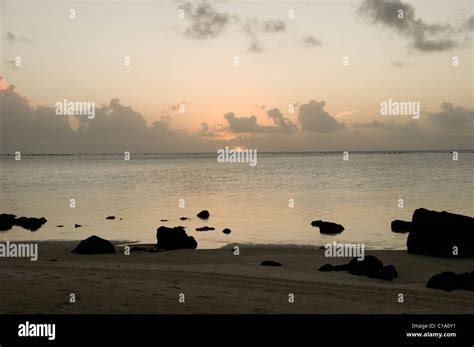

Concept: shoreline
[[0, 241, 472, 314]]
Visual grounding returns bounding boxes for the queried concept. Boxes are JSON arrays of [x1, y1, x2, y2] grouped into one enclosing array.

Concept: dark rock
[[106, 216, 115, 220], [75, 224, 82, 228], [376, 265, 398, 281], [458, 272, 474, 291], [0, 213, 16, 231], [333, 264, 351, 271], [196, 226, 215, 232], [56, 225, 64, 228], [311, 220, 344, 234], [426, 271, 461, 292], [391, 220, 412, 233], [156, 226, 197, 250], [261, 261, 282, 267], [222, 228, 231, 235], [348, 256, 383, 277], [14, 216, 47, 231], [160, 219, 168, 222], [72, 235, 116, 254], [407, 208, 474, 257], [197, 210, 210, 219], [180, 217, 190, 221], [319, 264, 334, 272], [49, 259, 58, 262]]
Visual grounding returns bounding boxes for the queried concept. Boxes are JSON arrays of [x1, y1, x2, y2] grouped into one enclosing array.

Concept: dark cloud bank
[[0, 84, 472, 154]]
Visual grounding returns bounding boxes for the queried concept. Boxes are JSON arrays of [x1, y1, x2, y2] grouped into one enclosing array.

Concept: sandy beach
[[0, 241, 472, 314]]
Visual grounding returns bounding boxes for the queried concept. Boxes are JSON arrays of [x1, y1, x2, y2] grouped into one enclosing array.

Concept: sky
[[0, 0, 473, 153]]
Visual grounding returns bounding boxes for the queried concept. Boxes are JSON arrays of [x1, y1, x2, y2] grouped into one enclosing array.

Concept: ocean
[[1, 152, 472, 249]]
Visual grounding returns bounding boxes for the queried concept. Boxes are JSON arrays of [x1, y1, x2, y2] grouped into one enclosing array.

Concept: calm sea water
[[1, 152, 473, 249]]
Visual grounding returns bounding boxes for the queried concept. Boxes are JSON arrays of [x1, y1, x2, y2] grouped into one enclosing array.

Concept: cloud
[[242, 18, 286, 53], [196, 123, 218, 137], [266, 108, 296, 133], [352, 120, 386, 129], [428, 102, 473, 129], [179, 1, 231, 39], [390, 60, 405, 68], [358, 0, 457, 52], [224, 108, 296, 134], [0, 86, 212, 153], [301, 36, 322, 48], [297, 100, 345, 132], [247, 39, 265, 53], [5, 31, 31, 43]]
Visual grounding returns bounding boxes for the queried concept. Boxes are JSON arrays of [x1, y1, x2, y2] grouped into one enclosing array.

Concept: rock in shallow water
[[14, 216, 47, 232], [72, 235, 116, 254], [222, 228, 231, 235], [391, 220, 412, 233], [196, 226, 215, 232], [156, 226, 197, 250], [407, 208, 474, 257], [311, 220, 344, 234], [196, 210, 210, 219]]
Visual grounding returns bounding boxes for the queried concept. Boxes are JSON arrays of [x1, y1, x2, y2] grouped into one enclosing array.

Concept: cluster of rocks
[[319, 255, 398, 281], [426, 271, 474, 292], [0, 213, 47, 232], [392, 208, 474, 257]]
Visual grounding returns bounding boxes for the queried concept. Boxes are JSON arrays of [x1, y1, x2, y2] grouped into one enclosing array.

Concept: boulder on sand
[[261, 261, 282, 267], [407, 208, 474, 257], [156, 226, 197, 250], [311, 220, 344, 234], [319, 256, 397, 281], [391, 220, 412, 233], [426, 271, 474, 292], [72, 235, 116, 254]]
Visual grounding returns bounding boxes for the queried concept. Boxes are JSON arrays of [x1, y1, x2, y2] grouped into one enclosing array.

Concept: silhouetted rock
[[0, 213, 16, 231], [197, 210, 210, 219], [426, 271, 460, 292], [376, 265, 398, 281], [261, 261, 282, 267], [320, 256, 397, 281], [14, 216, 47, 231], [391, 220, 412, 233], [348, 256, 383, 277], [458, 272, 474, 291], [156, 226, 197, 250], [319, 264, 334, 272], [160, 219, 168, 222], [72, 235, 116, 254], [311, 220, 344, 234], [196, 226, 215, 231], [333, 264, 351, 271], [106, 216, 115, 220], [222, 228, 231, 235], [56, 225, 64, 228], [407, 208, 474, 257], [75, 224, 82, 228], [180, 217, 190, 221]]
